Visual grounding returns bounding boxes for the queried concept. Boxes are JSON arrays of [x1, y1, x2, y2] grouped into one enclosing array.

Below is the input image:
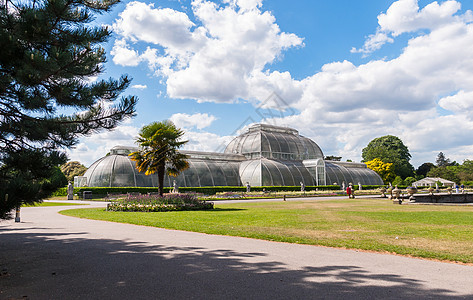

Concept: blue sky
[[69, 0, 473, 168]]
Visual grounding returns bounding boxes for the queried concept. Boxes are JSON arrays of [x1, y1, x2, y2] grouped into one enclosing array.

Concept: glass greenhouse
[[83, 124, 384, 187]]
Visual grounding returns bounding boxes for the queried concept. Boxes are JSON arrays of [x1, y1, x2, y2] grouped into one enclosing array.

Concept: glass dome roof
[[224, 124, 324, 161], [83, 146, 153, 187]]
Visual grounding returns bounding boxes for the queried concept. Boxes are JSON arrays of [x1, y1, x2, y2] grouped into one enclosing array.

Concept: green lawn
[[24, 202, 88, 207], [60, 198, 473, 263]]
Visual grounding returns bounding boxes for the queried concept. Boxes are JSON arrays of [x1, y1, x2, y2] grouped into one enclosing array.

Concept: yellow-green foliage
[[366, 158, 395, 183]]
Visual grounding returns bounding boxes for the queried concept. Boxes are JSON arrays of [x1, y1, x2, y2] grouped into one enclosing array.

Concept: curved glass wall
[[325, 161, 384, 186], [84, 151, 243, 188], [165, 159, 242, 187], [225, 124, 324, 161], [240, 158, 314, 187], [84, 154, 147, 187]]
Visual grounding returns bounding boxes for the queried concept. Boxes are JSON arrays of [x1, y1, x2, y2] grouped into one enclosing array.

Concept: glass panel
[[278, 133, 291, 154], [220, 162, 241, 186], [325, 164, 340, 185], [261, 163, 273, 186], [261, 133, 271, 153], [111, 156, 135, 187], [238, 134, 251, 154], [263, 160, 284, 186], [88, 156, 114, 187], [250, 161, 262, 186], [183, 160, 200, 187], [209, 161, 227, 186], [267, 132, 281, 153]]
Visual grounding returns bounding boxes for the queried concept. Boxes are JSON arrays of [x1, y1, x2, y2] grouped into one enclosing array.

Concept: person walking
[[346, 185, 352, 199]]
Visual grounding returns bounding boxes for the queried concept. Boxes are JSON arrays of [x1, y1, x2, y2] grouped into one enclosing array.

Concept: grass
[[23, 202, 88, 207], [59, 198, 473, 264]]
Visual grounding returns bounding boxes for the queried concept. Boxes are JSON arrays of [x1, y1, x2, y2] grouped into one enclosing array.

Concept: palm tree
[[129, 121, 189, 196]]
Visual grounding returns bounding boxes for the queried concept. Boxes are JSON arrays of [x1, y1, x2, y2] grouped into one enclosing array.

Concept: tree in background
[[427, 166, 460, 184], [0, 0, 137, 218], [324, 155, 342, 161], [60, 161, 88, 182], [365, 158, 395, 184], [435, 152, 457, 167], [416, 162, 435, 178], [456, 160, 473, 183], [362, 135, 414, 179], [424, 159, 473, 185], [404, 177, 416, 187], [392, 176, 404, 186], [129, 121, 189, 196]]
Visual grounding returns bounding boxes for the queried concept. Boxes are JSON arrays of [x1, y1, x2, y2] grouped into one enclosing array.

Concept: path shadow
[[0, 229, 471, 299]]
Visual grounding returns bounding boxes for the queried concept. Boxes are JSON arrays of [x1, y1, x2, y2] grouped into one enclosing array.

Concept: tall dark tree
[[416, 162, 435, 178], [435, 152, 454, 167], [362, 135, 414, 179], [0, 0, 137, 218], [129, 121, 189, 196]]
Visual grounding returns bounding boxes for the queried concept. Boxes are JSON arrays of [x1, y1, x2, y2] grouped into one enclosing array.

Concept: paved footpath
[[1, 200, 473, 300]]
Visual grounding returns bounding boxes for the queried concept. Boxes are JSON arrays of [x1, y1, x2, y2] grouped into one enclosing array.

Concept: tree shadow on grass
[[0, 228, 471, 299], [211, 207, 247, 212]]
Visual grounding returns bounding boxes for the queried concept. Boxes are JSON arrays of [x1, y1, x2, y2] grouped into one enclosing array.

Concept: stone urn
[[392, 186, 402, 204], [379, 187, 387, 198], [447, 186, 452, 195], [406, 187, 417, 202]]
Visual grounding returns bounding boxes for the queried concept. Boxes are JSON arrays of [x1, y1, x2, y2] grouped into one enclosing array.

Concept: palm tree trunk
[[158, 163, 165, 196]]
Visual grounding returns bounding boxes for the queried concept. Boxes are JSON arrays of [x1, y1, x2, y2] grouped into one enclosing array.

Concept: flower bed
[[107, 193, 213, 212]]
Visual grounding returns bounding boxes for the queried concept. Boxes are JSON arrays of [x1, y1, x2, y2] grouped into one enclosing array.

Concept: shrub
[[106, 193, 213, 212], [392, 176, 404, 186]]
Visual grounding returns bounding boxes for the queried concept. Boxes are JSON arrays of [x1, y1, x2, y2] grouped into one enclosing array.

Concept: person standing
[[346, 185, 352, 199]]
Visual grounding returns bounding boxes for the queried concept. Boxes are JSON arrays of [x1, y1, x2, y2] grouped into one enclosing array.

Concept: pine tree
[[0, 0, 137, 218], [435, 152, 451, 167]]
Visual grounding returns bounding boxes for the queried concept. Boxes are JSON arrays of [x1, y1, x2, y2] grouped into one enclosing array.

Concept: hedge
[[52, 185, 350, 197]]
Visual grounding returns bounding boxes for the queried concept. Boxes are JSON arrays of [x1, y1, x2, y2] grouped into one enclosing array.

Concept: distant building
[[82, 124, 383, 187]]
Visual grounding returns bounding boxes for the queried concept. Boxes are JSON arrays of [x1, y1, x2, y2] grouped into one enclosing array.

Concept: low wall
[[412, 193, 473, 203]]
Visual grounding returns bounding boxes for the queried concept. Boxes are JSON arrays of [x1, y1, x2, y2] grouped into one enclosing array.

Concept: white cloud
[[110, 39, 142, 66], [131, 84, 147, 90], [378, 0, 463, 36], [112, 0, 303, 102], [67, 124, 139, 166], [107, 0, 473, 167], [438, 90, 473, 114], [350, 30, 394, 55], [169, 112, 217, 129], [352, 0, 472, 54], [181, 130, 234, 153]]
